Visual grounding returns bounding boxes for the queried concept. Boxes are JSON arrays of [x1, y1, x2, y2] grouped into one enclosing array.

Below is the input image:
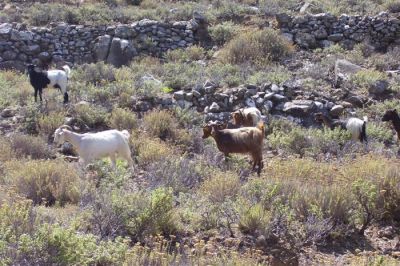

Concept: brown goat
[[382, 109, 400, 143], [231, 107, 262, 127], [202, 120, 265, 175]]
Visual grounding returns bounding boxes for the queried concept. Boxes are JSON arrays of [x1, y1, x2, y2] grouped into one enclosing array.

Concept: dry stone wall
[[0, 15, 206, 71], [277, 11, 400, 50]]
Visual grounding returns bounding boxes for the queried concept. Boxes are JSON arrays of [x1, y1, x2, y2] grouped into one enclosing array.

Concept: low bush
[[142, 109, 178, 140], [209, 21, 239, 46], [200, 172, 241, 203], [11, 135, 52, 160], [108, 108, 138, 131], [37, 111, 65, 138], [134, 137, 173, 166], [165, 46, 206, 62], [220, 28, 294, 67], [73, 104, 109, 129], [3, 160, 81, 206]]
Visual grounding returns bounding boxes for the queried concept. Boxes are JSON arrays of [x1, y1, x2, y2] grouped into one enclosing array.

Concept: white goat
[[231, 107, 262, 127], [54, 125, 134, 170]]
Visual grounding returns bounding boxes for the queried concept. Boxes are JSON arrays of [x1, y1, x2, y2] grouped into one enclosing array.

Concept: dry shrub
[[11, 134, 52, 160], [142, 109, 178, 140], [37, 111, 65, 137], [200, 171, 240, 203], [133, 137, 173, 166], [0, 136, 14, 162], [4, 160, 81, 206], [220, 28, 294, 66], [108, 108, 138, 131]]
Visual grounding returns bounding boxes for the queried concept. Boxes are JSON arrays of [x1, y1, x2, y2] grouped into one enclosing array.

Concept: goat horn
[[58, 125, 72, 130]]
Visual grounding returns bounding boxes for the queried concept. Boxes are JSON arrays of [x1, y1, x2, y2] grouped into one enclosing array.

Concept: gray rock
[[26, 44, 40, 55], [173, 90, 185, 100], [209, 102, 220, 113], [1, 108, 15, 118], [106, 38, 137, 67], [369, 79, 389, 95], [283, 101, 314, 116], [276, 13, 292, 26], [334, 59, 363, 86], [281, 33, 294, 43], [38, 52, 51, 62], [346, 95, 364, 108], [2, 50, 17, 60], [295, 32, 317, 49], [314, 28, 328, 39], [271, 94, 287, 103], [329, 105, 344, 117], [245, 97, 256, 107], [328, 33, 344, 42], [0, 23, 12, 35], [184, 92, 193, 101], [264, 92, 275, 100], [94, 35, 112, 61]]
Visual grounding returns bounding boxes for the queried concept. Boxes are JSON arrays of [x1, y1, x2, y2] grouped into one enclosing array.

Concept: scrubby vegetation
[[1, 0, 400, 265]]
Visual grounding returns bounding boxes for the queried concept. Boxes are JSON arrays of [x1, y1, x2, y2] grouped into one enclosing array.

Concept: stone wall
[[277, 11, 400, 50], [0, 14, 206, 71]]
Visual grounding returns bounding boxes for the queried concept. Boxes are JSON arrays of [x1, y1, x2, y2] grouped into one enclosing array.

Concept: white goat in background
[[54, 125, 134, 170]]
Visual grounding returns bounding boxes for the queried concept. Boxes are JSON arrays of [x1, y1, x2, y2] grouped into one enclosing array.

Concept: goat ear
[[393, 109, 397, 113]]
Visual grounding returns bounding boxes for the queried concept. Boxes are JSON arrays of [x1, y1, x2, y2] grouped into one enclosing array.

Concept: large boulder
[[106, 38, 137, 67], [334, 59, 363, 86], [283, 100, 315, 116], [369, 79, 389, 95], [93, 35, 112, 61]]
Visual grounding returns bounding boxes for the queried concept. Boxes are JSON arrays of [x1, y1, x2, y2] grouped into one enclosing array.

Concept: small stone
[[330, 105, 344, 117], [1, 108, 15, 118], [208, 102, 220, 113], [173, 90, 185, 100]]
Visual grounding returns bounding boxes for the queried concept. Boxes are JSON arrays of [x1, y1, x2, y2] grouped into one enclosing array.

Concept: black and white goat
[[27, 64, 71, 104], [315, 112, 368, 143]]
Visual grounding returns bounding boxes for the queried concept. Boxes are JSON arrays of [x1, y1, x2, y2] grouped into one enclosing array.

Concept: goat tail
[[363, 116, 368, 122], [62, 65, 71, 78], [256, 121, 265, 135]]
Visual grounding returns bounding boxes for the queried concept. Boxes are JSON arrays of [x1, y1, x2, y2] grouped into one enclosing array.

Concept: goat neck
[[63, 130, 82, 153]]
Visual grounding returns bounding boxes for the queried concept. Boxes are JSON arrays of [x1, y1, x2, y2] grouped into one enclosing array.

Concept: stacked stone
[[277, 11, 400, 50], [0, 18, 198, 70]]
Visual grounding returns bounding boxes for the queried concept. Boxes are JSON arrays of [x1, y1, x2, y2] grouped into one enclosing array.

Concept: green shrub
[[73, 62, 116, 86], [108, 108, 138, 131], [238, 203, 271, 235], [350, 69, 387, 91], [37, 112, 65, 138], [0, 71, 31, 109], [209, 21, 239, 46], [11, 135, 52, 160], [4, 160, 80, 206], [220, 28, 294, 66], [165, 46, 206, 62], [367, 122, 393, 143], [268, 126, 312, 157], [73, 104, 109, 129], [128, 187, 178, 239], [200, 172, 240, 203]]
